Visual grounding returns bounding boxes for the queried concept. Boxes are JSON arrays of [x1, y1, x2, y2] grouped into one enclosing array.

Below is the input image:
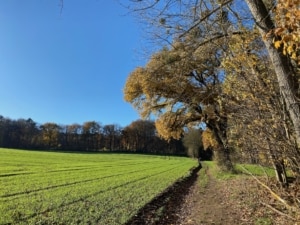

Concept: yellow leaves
[[273, 0, 300, 63], [155, 113, 183, 140], [202, 128, 218, 150], [274, 40, 282, 49], [286, 45, 294, 55], [123, 67, 145, 102], [291, 52, 298, 60], [222, 30, 261, 74]]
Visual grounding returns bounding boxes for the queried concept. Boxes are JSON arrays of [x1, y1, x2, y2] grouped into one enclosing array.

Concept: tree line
[[0, 115, 186, 155]]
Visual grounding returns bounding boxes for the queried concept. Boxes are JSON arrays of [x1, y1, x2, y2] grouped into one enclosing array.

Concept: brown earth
[[126, 164, 298, 225], [177, 166, 297, 225]]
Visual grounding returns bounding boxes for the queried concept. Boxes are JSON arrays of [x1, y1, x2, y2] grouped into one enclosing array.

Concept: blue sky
[[0, 0, 145, 127]]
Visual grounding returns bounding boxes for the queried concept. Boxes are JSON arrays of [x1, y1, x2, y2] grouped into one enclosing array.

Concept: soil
[[177, 167, 259, 225], [177, 167, 298, 225], [126, 164, 298, 225]]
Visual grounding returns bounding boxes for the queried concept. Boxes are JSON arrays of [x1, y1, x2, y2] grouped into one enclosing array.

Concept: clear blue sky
[[0, 0, 145, 127]]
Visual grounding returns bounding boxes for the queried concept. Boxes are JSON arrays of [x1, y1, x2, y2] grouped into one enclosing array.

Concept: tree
[[183, 128, 203, 158], [124, 0, 300, 172], [17, 118, 39, 148], [82, 121, 101, 150], [0, 116, 7, 147], [65, 123, 82, 150], [220, 29, 299, 184], [103, 124, 121, 151], [245, 0, 300, 149], [40, 122, 61, 149], [124, 32, 234, 170], [122, 120, 156, 152], [0, 116, 40, 149]]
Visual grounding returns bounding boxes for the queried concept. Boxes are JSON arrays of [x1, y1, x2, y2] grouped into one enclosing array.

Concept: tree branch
[[194, 31, 244, 51], [240, 165, 294, 211], [131, 0, 162, 12], [59, 0, 63, 15], [179, 0, 233, 38], [260, 201, 296, 221]]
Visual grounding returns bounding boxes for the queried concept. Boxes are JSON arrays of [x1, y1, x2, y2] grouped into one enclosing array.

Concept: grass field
[[0, 148, 197, 225]]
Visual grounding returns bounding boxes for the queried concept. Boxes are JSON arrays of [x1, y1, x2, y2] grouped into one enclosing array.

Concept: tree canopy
[[124, 0, 300, 177]]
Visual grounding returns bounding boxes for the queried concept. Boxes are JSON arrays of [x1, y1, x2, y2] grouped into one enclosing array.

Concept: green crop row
[[0, 148, 196, 224]]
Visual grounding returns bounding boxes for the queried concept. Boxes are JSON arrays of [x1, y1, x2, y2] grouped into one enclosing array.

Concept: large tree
[[40, 122, 61, 149], [183, 128, 203, 158], [245, 0, 300, 148], [122, 120, 156, 152], [124, 27, 234, 170], [124, 0, 300, 173], [103, 124, 121, 151], [65, 123, 82, 150], [220, 29, 300, 184]]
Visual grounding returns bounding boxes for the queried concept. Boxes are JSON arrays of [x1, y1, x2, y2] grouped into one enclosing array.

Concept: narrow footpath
[[176, 166, 295, 225], [177, 167, 257, 224], [127, 164, 295, 225]]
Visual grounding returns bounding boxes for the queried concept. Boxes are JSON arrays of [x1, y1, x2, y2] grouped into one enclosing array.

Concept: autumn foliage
[[272, 0, 300, 64], [124, 0, 300, 186]]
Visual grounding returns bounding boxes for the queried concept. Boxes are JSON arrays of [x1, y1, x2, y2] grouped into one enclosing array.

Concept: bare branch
[[59, 0, 63, 15], [260, 201, 297, 221], [179, 0, 233, 38], [194, 31, 244, 50], [131, 0, 162, 12], [240, 165, 294, 211]]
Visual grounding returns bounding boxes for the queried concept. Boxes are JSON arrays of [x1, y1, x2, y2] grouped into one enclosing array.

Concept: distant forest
[[0, 115, 186, 155]]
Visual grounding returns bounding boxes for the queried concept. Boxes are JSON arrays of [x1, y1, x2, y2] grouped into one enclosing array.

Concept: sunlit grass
[[0, 148, 197, 225], [200, 161, 276, 180], [235, 164, 276, 177], [197, 163, 209, 188]]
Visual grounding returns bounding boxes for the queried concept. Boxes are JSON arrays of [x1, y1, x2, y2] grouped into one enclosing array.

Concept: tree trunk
[[268, 147, 288, 187], [273, 160, 288, 187], [207, 119, 234, 172], [245, 0, 300, 148]]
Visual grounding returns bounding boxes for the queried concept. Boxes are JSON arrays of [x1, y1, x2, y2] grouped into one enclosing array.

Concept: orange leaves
[[273, 27, 285, 36]]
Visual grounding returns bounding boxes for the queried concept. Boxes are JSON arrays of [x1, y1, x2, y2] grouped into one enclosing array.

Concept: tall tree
[[17, 118, 39, 148], [65, 123, 82, 150], [40, 122, 61, 149], [220, 29, 300, 184], [183, 128, 203, 158], [245, 0, 300, 148], [103, 124, 121, 151], [122, 120, 156, 152], [124, 0, 300, 170], [82, 121, 101, 150], [124, 32, 234, 170]]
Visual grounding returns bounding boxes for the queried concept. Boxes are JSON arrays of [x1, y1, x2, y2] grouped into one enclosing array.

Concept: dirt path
[[177, 167, 257, 225], [126, 164, 296, 225], [176, 166, 295, 225]]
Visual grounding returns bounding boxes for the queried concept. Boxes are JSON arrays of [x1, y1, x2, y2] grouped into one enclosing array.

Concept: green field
[[0, 148, 197, 225]]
